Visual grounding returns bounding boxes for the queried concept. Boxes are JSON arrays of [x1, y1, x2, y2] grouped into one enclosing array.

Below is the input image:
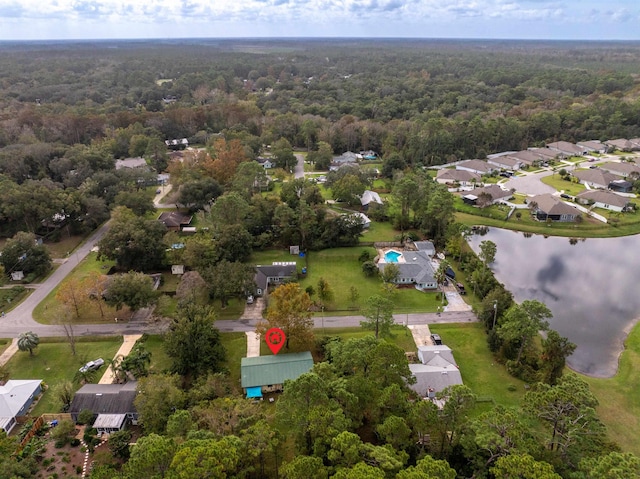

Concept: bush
[[362, 261, 378, 277], [77, 409, 95, 426], [70, 438, 80, 447]]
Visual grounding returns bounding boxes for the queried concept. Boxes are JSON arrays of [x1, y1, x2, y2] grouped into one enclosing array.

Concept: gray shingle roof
[[69, 382, 137, 416]]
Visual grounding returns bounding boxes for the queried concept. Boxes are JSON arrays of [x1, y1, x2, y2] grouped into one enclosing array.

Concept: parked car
[[79, 358, 104, 373], [246, 295, 254, 305], [430, 334, 443, 345], [560, 193, 571, 199], [456, 283, 466, 294]]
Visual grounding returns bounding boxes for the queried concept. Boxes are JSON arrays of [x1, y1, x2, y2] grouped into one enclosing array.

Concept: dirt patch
[[35, 430, 85, 479]]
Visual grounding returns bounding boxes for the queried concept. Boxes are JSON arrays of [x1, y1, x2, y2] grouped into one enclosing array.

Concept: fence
[[17, 413, 73, 452]]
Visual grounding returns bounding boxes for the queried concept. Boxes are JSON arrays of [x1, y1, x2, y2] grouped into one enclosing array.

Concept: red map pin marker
[[265, 327, 286, 355]]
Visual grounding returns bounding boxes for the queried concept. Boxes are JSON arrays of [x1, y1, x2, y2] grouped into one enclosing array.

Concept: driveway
[[294, 154, 305, 179]]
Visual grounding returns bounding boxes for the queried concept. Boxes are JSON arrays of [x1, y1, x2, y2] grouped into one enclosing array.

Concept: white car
[[79, 358, 104, 373]]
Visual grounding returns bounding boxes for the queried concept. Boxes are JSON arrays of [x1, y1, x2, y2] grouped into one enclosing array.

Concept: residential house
[[360, 190, 383, 209], [455, 159, 494, 175], [241, 352, 314, 398], [377, 250, 437, 290], [487, 155, 522, 171], [608, 179, 634, 193], [412, 240, 436, 257], [505, 150, 545, 167], [165, 138, 189, 150], [254, 263, 297, 296], [69, 382, 138, 435], [599, 162, 640, 178], [332, 151, 358, 165], [256, 157, 274, 169], [462, 185, 513, 206], [576, 190, 632, 213], [577, 140, 608, 154], [529, 194, 579, 222], [529, 148, 558, 162], [351, 212, 371, 229], [546, 141, 587, 157], [435, 169, 481, 186], [572, 169, 620, 189], [0, 380, 43, 434], [157, 211, 193, 232], [605, 139, 636, 152], [408, 345, 463, 397], [115, 157, 148, 170]]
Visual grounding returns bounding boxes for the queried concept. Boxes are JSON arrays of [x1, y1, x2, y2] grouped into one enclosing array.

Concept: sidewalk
[[0, 338, 19, 367], [98, 334, 143, 384], [245, 332, 260, 358]]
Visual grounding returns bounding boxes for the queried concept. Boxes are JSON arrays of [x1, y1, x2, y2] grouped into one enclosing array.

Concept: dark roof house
[[157, 212, 193, 231], [254, 263, 297, 296], [69, 382, 138, 434]]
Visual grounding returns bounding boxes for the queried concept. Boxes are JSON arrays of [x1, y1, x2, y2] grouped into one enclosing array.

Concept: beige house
[[436, 169, 481, 186], [576, 190, 632, 212]]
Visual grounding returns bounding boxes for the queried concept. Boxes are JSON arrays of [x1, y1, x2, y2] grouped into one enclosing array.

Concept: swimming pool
[[384, 250, 402, 263]]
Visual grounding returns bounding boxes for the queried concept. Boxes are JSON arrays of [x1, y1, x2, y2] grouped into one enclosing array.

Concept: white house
[[0, 380, 43, 434], [576, 190, 632, 213], [456, 159, 494, 175]]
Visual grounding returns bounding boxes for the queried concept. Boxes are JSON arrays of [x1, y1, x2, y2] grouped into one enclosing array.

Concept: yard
[[429, 323, 526, 410], [5, 337, 123, 416], [251, 247, 442, 314], [33, 252, 119, 325], [540, 174, 586, 196], [0, 286, 32, 313]]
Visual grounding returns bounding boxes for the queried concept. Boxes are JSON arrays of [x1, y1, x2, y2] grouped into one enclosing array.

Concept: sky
[[0, 0, 639, 41]]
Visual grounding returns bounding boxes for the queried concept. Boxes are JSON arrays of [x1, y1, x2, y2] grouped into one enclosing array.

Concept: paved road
[[216, 310, 478, 333], [294, 154, 305, 179]]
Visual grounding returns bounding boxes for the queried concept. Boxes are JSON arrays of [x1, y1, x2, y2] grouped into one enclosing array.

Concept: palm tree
[[17, 331, 40, 356]]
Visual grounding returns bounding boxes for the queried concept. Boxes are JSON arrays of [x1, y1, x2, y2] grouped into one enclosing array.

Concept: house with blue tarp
[[241, 352, 314, 398]]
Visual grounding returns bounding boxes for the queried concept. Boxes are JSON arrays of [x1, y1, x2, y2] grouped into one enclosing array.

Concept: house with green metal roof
[[241, 352, 314, 398]]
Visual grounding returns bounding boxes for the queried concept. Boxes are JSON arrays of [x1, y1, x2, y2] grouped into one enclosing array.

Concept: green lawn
[[540, 174, 586, 196], [221, 332, 248, 394], [581, 322, 640, 455], [360, 220, 400, 242], [140, 335, 173, 375], [0, 338, 11, 356], [430, 323, 526, 410], [5, 337, 122, 416]]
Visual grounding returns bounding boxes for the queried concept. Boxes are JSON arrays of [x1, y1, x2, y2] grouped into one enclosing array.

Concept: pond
[[468, 228, 640, 378]]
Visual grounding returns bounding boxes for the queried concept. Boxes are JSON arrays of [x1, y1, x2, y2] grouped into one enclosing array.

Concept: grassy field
[[33, 252, 121, 325], [0, 338, 11, 356], [252, 247, 441, 313], [5, 337, 122, 416], [430, 323, 526, 410], [581, 322, 640, 455]]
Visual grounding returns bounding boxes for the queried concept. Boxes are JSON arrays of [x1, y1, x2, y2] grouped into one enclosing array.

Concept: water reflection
[[468, 228, 638, 377]]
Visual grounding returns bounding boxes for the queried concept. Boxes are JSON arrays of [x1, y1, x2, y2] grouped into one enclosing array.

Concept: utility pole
[[492, 300, 498, 329]]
